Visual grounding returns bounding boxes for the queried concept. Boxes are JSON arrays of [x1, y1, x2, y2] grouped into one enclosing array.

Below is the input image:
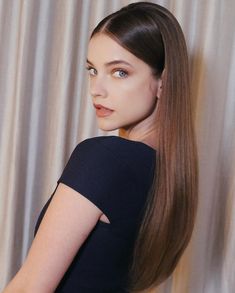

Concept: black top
[[34, 136, 156, 292]]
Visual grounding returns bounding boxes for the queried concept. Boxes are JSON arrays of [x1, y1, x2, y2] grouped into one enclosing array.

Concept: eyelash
[[86, 66, 97, 76], [112, 69, 128, 78], [86, 66, 128, 79]]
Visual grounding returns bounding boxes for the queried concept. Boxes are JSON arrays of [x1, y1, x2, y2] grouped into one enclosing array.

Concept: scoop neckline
[[108, 135, 156, 152]]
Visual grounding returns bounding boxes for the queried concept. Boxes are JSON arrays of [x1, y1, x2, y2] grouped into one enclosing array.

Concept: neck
[[119, 99, 159, 150], [119, 126, 158, 151]]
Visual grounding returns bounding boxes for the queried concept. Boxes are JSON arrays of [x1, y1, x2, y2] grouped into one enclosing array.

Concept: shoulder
[[73, 135, 155, 161], [62, 135, 156, 184], [75, 135, 133, 152], [68, 136, 156, 178], [60, 136, 131, 184], [70, 135, 136, 165], [70, 136, 124, 165], [57, 136, 142, 217], [57, 136, 156, 219]]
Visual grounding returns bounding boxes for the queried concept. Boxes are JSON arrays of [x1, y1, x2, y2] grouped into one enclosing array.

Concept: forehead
[[87, 33, 145, 67]]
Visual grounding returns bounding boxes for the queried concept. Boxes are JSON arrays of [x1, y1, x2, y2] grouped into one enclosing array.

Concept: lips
[[93, 104, 114, 117]]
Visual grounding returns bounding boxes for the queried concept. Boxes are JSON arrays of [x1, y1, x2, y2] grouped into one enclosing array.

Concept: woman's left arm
[[2, 183, 103, 293]]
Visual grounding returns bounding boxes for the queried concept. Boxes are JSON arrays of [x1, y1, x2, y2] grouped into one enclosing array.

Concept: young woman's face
[[87, 33, 161, 132]]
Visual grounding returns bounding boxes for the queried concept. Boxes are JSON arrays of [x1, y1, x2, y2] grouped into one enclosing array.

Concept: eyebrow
[[86, 59, 133, 68]]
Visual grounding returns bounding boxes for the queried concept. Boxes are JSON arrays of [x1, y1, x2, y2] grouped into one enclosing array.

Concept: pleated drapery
[[0, 0, 235, 292]]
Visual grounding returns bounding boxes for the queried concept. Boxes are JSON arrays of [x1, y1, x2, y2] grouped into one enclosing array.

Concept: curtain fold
[[0, 0, 234, 292]]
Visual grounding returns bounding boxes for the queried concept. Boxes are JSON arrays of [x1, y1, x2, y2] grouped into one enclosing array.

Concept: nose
[[89, 76, 107, 98]]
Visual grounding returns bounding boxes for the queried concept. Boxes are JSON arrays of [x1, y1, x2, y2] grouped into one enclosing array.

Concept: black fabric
[[34, 136, 156, 292]]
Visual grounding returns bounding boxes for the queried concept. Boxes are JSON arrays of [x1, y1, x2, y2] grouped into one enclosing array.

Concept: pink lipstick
[[94, 104, 114, 117]]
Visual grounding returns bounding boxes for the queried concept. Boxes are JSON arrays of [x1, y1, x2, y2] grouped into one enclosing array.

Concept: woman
[[2, 2, 198, 292]]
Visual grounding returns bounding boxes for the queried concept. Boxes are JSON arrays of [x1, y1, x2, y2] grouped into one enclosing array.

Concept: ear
[[156, 69, 165, 99], [156, 78, 163, 99]]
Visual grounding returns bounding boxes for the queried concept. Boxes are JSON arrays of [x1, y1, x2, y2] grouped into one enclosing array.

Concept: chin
[[98, 126, 118, 132], [97, 121, 120, 132]]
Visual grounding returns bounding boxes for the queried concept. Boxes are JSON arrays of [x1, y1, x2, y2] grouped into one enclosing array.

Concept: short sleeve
[[57, 138, 136, 221]]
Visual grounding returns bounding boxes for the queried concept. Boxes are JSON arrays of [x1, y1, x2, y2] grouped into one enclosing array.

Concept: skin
[[2, 33, 162, 293], [2, 184, 103, 292], [87, 33, 162, 150]]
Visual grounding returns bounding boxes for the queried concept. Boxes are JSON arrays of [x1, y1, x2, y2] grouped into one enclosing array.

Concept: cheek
[[125, 75, 156, 96], [117, 89, 156, 122], [118, 79, 156, 109]]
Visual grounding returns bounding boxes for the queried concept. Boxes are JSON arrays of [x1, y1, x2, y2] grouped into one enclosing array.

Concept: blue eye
[[86, 66, 97, 76], [113, 69, 128, 78]]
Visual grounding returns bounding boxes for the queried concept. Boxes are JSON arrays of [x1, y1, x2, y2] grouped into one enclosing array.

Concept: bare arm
[[2, 183, 103, 293]]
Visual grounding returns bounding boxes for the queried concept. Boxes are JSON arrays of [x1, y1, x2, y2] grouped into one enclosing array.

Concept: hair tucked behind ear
[[91, 2, 198, 292]]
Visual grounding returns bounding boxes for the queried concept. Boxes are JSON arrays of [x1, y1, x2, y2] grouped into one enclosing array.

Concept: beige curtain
[[0, 0, 234, 292]]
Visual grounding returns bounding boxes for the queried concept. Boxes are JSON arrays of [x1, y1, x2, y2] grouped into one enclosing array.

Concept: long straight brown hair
[[91, 2, 198, 292]]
